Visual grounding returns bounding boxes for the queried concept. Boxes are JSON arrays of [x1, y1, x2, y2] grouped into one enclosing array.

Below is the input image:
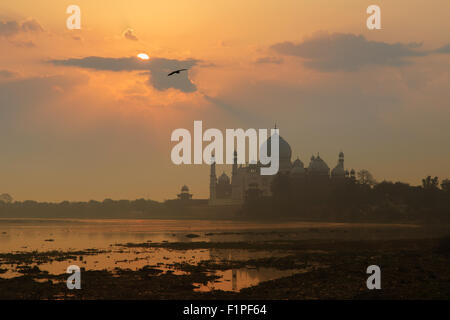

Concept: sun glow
[[137, 53, 150, 60]]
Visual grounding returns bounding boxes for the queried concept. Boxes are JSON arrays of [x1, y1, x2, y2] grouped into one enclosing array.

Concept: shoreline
[[0, 236, 449, 299]]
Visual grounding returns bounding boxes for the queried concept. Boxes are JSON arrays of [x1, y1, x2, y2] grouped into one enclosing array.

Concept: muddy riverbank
[[1, 236, 449, 299]]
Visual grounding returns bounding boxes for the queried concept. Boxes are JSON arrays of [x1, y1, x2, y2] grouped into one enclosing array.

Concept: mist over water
[[0, 218, 425, 252]]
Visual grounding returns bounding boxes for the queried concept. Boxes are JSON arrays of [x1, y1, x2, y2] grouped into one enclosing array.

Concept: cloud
[[50, 56, 147, 71], [123, 28, 138, 41], [0, 71, 186, 202], [20, 19, 44, 32], [271, 32, 443, 72], [11, 40, 36, 48], [255, 56, 283, 64], [435, 43, 450, 54], [0, 19, 43, 37], [0, 21, 19, 37], [0, 74, 86, 132], [49, 56, 199, 93], [0, 70, 16, 79]]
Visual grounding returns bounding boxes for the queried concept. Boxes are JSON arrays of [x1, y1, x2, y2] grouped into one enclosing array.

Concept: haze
[[0, 0, 449, 202]]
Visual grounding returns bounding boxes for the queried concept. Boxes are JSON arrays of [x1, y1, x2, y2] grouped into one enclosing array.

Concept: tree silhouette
[[441, 179, 450, 193], [422, 176, 439, 190], [356, 169, 376, 186], [0, 193, 13, 204]]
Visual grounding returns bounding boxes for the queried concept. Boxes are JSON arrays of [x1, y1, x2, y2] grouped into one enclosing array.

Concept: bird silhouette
[[168, 68, 188, 76]]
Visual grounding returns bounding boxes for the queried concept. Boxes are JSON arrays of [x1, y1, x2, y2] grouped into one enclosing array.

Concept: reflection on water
[[0, 218, 421, 253], [194, 267, 309, 292], [0, 248, 205, 279], [0, 218, 429, 292], [0, 245, 292, 283]]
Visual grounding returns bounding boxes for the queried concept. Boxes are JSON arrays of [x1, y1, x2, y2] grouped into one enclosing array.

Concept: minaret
[[231, 150, 241, 201], [338, 151, 344, 168], [232, 150, 237, 177], [209, 155, 217, 201]]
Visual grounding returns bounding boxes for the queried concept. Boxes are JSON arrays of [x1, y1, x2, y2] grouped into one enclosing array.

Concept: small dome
[[339, 151, 344, 158], [181, 185, 189, 192], [291, 157, 305, 175], [218, 172, 230, 184], [292, 157, 304, 168], [308, 155, 330, 174]]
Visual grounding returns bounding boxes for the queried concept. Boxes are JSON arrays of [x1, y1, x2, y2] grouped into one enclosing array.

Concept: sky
[[0, 0, 449, 202]]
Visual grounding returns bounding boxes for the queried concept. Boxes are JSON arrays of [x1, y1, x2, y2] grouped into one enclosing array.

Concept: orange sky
[[1, 1, 449, 202]]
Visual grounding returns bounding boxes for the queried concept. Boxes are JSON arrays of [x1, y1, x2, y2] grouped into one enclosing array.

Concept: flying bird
[[168, 68, 188, 76]]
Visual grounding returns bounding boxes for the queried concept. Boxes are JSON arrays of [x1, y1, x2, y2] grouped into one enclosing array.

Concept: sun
[[137, 53, 149, 60]]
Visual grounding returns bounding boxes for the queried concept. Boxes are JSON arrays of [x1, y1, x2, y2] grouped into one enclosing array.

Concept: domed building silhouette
[[331, 151, 346, 180], [291, 157, 306, 177], [177, 185, 192, 201], [209, 130, 351, 205]]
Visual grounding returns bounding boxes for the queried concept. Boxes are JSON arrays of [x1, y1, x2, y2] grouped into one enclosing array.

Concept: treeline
[[243, 172, 450, 223], [0, 198, 169, 219]]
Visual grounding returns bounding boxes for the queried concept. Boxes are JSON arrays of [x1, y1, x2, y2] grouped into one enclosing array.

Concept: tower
[[232, 150, 237, 177], [231, 150, 242, 200], [338, 151, 344, 168], [350, 168, 356, 180], [331, 151, 345, 181], [209, 155, 217, 201]]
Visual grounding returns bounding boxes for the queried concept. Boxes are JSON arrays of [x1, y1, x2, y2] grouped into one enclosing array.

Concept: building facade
[[209, 132, 354, 205]]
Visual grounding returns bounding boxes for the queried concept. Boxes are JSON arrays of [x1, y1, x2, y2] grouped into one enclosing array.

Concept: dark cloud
[[271, 33, 439, 72], [406, 42, 424, 49], [0, 19, 43, 37], [0, 70, 16, 79], [50, 56, 146, 71], [49, 56, 199, 93], [255, 56, 283, 64], [123, 28, 138, 41], [20, 19, 44, 32], [435, 43, 450, 54], [0, 20, 20, 37]]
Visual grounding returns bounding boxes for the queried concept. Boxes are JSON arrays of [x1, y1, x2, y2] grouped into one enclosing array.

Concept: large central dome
[[262, 132, 292, 161], [261, 132, 292, 173]]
